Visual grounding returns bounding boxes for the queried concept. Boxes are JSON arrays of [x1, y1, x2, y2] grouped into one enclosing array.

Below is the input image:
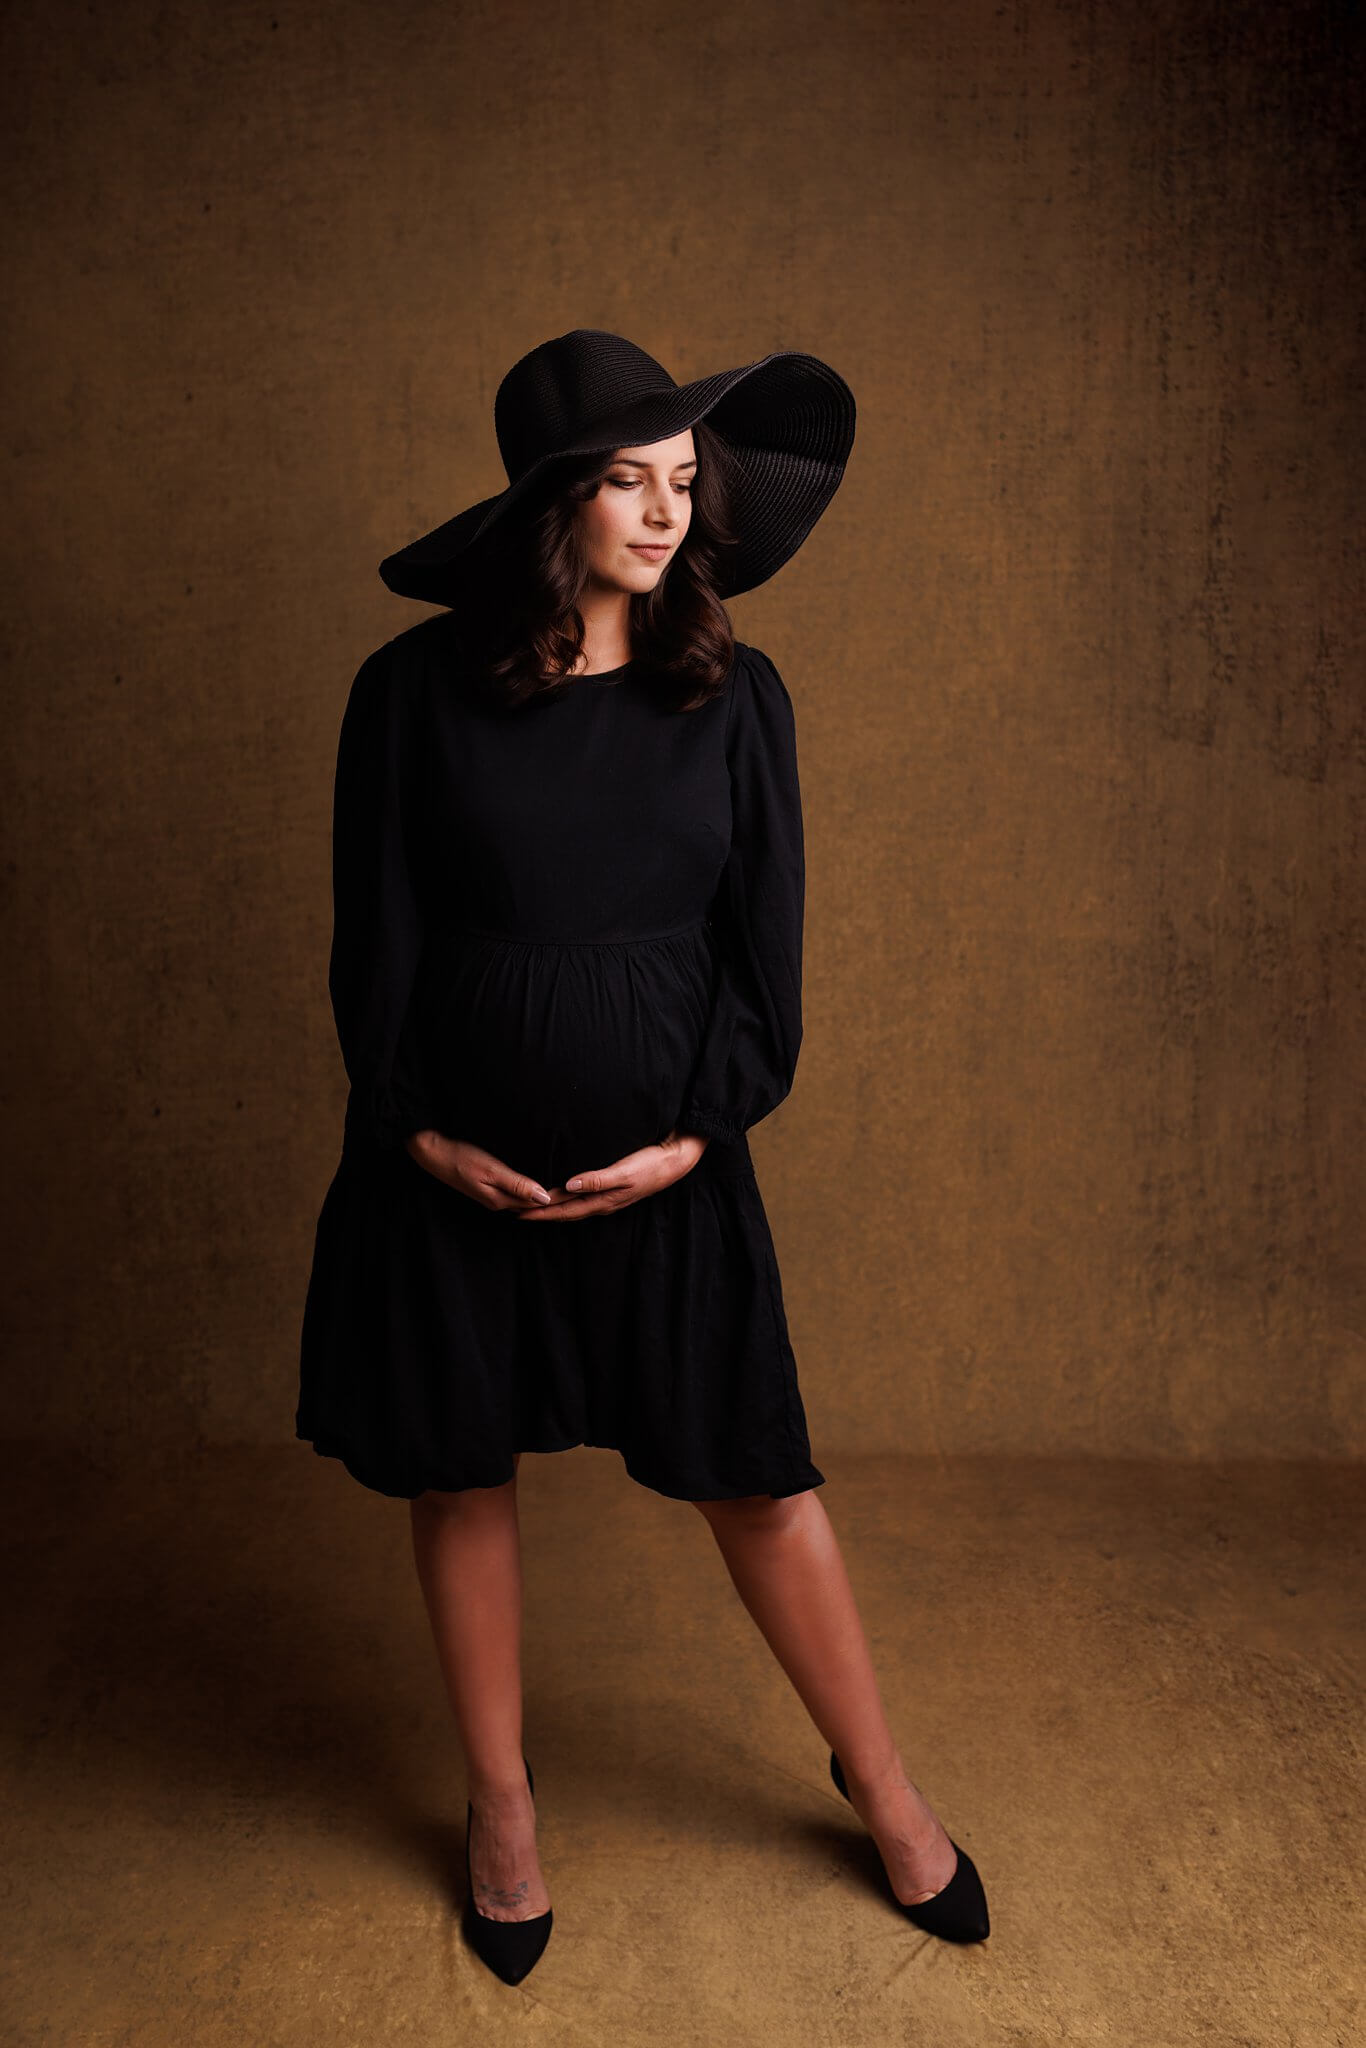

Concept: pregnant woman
[[297, 328, 990, 1984]]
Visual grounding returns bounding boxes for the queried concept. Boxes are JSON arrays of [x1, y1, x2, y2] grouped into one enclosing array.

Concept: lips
[[629, 544, 671, 558]]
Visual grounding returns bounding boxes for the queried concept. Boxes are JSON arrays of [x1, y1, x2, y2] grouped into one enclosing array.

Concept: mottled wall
[[2, 1, 1361, 1459]]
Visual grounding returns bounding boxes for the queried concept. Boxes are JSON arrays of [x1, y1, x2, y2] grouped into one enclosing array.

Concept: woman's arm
[[328, 643, 440, 1151], [674, 644, 805, 1144]]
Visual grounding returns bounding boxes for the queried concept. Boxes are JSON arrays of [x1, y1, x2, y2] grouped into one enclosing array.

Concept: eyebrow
[[612, 455, 698, 471]]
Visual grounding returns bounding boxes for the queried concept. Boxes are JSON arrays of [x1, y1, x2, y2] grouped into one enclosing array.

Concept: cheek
[[581, 494, 634, 551], [606, 494, 641, 543]]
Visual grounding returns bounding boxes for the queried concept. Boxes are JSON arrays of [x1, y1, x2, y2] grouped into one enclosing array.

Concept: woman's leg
[[691, 1488, 958, 1905], [410, 1457, 551, 1922]]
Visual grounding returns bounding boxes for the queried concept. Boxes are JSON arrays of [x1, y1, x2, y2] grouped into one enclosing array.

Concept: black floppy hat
[[377, 327, 856, 605]]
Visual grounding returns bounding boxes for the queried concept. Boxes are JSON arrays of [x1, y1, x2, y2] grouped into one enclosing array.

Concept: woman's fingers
[[419, 1136, 554, 1210], [514, 1142, 703, 1220], [515, 1193, 622, 1220], [515, 1169, 634, 1220], [483, 1184, 551, 1211], [562, 1166, 628, 1195]]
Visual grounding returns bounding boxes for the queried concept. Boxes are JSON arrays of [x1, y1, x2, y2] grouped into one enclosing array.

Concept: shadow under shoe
[[463, 1755, 554, 1985], [829, 1749, 990, 1943]]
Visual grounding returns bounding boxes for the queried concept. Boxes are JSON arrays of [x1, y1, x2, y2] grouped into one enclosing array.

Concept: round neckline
[[575, 658, 637, 680], [542, 658, 640, 687]]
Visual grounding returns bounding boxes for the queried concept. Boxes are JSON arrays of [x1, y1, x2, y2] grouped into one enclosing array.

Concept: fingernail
[[566, 1178, 582, 1191], [532, 1187, 552, 1204]]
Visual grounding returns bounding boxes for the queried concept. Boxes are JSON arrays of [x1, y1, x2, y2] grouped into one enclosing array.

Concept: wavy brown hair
[[450, 418, 744, 714]]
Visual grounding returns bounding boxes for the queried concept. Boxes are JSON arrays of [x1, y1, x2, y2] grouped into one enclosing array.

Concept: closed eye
[[608, 476, 693, 492]]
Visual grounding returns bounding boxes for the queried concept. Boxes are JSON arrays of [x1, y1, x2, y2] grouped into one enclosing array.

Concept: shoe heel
[[829, 1749, 990, 1944]]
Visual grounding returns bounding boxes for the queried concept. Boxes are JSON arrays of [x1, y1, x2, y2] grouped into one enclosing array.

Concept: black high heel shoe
[[830, 1750, 990, 1943], [463, 1755, 553, 1985]]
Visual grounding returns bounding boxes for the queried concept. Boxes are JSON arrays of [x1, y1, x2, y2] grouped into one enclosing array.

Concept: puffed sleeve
[[328, 643, 440, 1151], [674, 644, 805, 1145]]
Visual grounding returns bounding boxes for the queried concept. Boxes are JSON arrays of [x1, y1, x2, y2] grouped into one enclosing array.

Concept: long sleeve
[[328, 643, 440, 1151], [675, 644, 805, 1145]]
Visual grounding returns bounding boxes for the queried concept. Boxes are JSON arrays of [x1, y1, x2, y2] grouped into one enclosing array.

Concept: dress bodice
[[326, 614, 806, 1188]]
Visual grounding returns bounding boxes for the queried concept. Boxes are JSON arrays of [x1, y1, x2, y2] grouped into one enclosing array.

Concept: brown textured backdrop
[[2, 1, 1361, 1461]]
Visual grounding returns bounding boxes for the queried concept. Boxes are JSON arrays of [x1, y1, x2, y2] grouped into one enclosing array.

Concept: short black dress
[[296, 612, 825, 1503]]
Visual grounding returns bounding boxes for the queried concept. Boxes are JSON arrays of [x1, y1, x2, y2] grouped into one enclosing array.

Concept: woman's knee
[[689, 1489, 810, 1532]]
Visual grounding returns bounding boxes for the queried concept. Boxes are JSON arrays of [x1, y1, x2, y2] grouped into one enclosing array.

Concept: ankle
[[467, 1764, 532, 1808], [837, 1746, 905, 1796]]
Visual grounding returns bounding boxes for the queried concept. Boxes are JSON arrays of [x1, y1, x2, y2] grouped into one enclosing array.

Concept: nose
[[645, 481, 678, 530]]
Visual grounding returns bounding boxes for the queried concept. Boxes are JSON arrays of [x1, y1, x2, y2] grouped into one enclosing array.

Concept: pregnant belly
[[412, 925, 715, 1190]]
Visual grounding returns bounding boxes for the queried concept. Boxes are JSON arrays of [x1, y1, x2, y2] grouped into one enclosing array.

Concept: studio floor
[[3, 1441, 1360, 2046]]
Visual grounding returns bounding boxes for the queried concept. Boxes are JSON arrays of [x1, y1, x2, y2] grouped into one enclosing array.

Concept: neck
[[573, 583, 634, 674]]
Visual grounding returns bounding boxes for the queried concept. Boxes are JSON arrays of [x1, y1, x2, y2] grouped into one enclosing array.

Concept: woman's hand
[[515, 1130, 709, 1222], [403, 1131, 557, 1213]]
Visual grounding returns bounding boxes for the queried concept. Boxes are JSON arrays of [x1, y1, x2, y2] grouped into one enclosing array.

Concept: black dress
[[296, 613, 825, 1503]]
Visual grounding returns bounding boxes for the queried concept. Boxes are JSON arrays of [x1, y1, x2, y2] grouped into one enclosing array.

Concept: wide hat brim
[[377, 350, 856, 606]]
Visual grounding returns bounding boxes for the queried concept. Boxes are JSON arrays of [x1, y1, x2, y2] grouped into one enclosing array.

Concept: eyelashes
[[607, 477, 693, 492]]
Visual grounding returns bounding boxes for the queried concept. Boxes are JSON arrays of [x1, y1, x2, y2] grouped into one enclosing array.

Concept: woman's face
[[574, 429, 696, 594]]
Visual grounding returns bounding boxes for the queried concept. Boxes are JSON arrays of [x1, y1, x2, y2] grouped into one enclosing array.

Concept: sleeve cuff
[[349, 1085, 442, 1152], [675, 1104, 744, 1145]]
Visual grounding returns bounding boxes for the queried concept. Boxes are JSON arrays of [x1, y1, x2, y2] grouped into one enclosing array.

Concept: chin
[[606, 565, 665, 594]]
